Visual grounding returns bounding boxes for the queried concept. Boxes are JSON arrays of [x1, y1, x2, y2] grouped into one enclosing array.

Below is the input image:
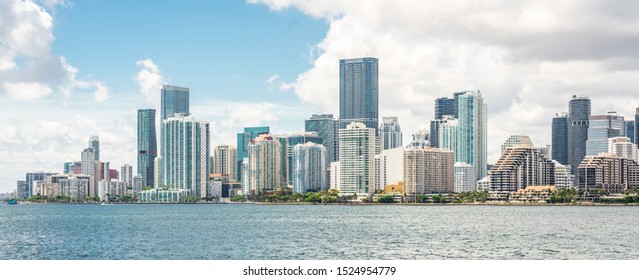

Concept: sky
[[2, 0, 639, 193]]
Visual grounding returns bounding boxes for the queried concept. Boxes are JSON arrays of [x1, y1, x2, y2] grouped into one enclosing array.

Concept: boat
[[7, 199, 18, 205]]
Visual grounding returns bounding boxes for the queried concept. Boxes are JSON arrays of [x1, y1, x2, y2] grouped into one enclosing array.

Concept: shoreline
[[5, 201, 639, 206]]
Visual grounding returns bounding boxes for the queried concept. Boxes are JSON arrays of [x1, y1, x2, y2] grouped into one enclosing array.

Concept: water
[[1, 204, 638, 259]]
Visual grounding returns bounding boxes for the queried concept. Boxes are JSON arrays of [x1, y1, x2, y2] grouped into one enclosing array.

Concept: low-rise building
[[509, 186, 556, 203]]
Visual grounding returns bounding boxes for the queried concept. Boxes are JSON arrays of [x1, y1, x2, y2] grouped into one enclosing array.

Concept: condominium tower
[[213, 145, 238, 181], [380, 117, 402, 150], [161, 85, 189, 120], [292, 142, 328, 193], [339, 57, 379, 134], [247, 134, 282, 196], [568, 95, 591, 173], [137, 109, 157, 188], [338, 122, 376, 198], [305, 114, 339, 162]]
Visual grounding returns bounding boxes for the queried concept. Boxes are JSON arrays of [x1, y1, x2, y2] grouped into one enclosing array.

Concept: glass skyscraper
[[552, 112, 569, 165], [89, 136, 100, 161], [457, 91, 488, 180], [161, 114, 210, 197], [586, 112, 624, 156], [236, 126, 270, 180], [568, 95, 591, 173], [161, 85, 189, 120], [292, 142, 328, 193], [137, 109, 157, 188], [625, 120, 635, 144], [286, 132, 322, 185], [339, 57, 379, 134], [305, 114, 338, 162]]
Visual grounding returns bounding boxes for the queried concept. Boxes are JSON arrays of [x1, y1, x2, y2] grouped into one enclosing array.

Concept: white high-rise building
[[161, 113, 210, 197], [454, 162, 477, 193], [375, 147, 404, 191], [501, 135, 533, 155], [292, 142, 328, 193], [247, 134, 282, 196], [80, 147, 96, 196], [120, 164, 133, 186], [338, 122, 376, 199], [330, 162, 340, 191], [154, 156, 163, 188], [213, 145, 238, 181], [380, 117, 402, 150], [552, 160, 574, 188], [438, 116, 458, 154], [408, 129, 429, 148], [608, 137, 639, 162], [457, 90, 488, 180]]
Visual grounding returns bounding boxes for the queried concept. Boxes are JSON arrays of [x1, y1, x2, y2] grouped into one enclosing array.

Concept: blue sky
[[2, 0, 639, 193]]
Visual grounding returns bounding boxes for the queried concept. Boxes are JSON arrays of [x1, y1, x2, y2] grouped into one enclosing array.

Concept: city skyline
[[2, 1, 639, 193]]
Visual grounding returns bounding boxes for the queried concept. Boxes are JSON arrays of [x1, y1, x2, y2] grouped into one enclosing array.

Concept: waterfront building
[[16, 180, 28, 199], [553, 160, 574, 189], [608, 137, 639, 163], [213, 145, 238, 181], [501, 135, 533, 155], [477, 176, 491, 191], [408, 129, 429, 148], [457, 90, 488, 180], [120, 164, 133, 186], [338, 122, 376, 199], [161, 114, 210, 197], [247, 134, 282, 196], [241, 158, 249, 195], [380, 117, 402, 150], [330, 162, 340, 191], [305, 114, 339, 162], [551, 112, 569, 165], [375, 147, 405, 192], [454, 162, 477, 193], [154, 156, 163, 189], [292, 142, 328, 193], [489, 145, 555, 199], [403, 147, 454, 201], [586, 112, 624, 156], [133, 175, 142, 193], [568, 95, 591, 173], [161, 85, 189, 120], [635, 108, 639, 144], [286, 133, 322, 185], [339, 57, 379, 134], [138, 188, 191, 203], [237, 126, 270, 181], [137, 109, 157, 188], [509, 186, 556, 203], [24, 172, 55, 197], [577, 153, 639, 195], [80, 148, 96, 196], [625, 120, 635, 144]]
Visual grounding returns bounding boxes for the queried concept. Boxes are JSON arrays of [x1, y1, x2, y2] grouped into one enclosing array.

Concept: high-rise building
[[434, 97, 456, 119], [457, 91, 488, 180], [89, 136, 100, 161], [568, 95, 591, 173], [635, 108, 639, 144], [132, 175, 142, 193], [501, 135, 533, 155], [552, 112, 569, 165], [138, 109, 157, 188], [403, 147, 454, 201], [437, 116, 458, 155], [305, 114, 339, 162], [120, 164, 133, 186], [338, 122, 376, 198], [489, 145, 555, 198], [63, 161, 73, 174], [375, 147, 405, 192], [577, 154, 639, 194], [339, 57, 379, 134], [408, 129, 429, 148], [585, 112, 624, 156], [237, 127, 270, 181], [16, 180, 28, 199], [552, 160, 574, 189], [161, 114, 210, 197], [292, 142, 328, 193], [247, 134, 282, 196], [625, 120, 635, 144], [608, 137, 639, 162], [154, 156, 163, 189], [109, 169, 118, 181], [285, 133, 322, 185], [380, 117, 402, 150], [213, 145, 238, 181], [161, 85, 189, 120], [454, 162, 477, 193], [80, 148, 96, 196]]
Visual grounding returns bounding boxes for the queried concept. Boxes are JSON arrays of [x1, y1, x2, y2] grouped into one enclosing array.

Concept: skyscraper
[[80, 148, 96, 196], [437, 116, 458, 155], [403, 147, 454, 201], [161, 114, 210, 197], [305, 114, 339, 162], [120, 164, 133, 186], [138, 109, 157, 188], [380, 117, 402, 150], [625, 120, 635, 144], [585, 112, 623, 156], [292, 142, 328, 193], [568, 95, 591, 173], [608, 137, 639, 162], [338, 122, 376, 198], [213, 145, 238, 181], [339, 57, 379, 134], [237, 127, 270, 181], [286, 133, 322, 185], [89, 136, 100, 161], [457, 90, 488, 180], [635, 108, 639, 144], [434, 97, 457, 120], [247, 134, 282, 196], [161, 85, 190, 120], [552, 112, 569, 165]]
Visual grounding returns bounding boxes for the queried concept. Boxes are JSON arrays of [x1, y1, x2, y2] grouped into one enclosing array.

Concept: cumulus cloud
[[0, 0, 109, 102], [250, 0, 639, 162], [134, 58, 164, 107]]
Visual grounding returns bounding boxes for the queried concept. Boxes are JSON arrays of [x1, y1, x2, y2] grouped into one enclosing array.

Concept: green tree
[[378, 195, 395, 203], [230, 195, 246, 202]]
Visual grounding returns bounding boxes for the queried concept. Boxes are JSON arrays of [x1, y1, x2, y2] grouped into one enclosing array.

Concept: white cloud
[[251, 0, 639, 163], [0, 0, 108, 102], [133, 58, 164, 107]]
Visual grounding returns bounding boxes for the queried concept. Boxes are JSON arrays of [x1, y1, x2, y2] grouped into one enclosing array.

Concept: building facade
[[608, 137, 639, 162], [339, 57, 379, 134], [305, 114, 339, 162], [213, 145, 238, 181], [380, 117, 402, 150], [454, 162, 477, 193], [292, 142, 328, 193], [286, 133, 322, 185], [408, 129, 429, 148], [568, 95, 591, 173], [625, 120, 635, 144], [501, 135, 533, 155], [137, 109, 157, 188], [247, 134, 282, 196], [551, 112, 570, 165], [237, 126, 270, 181], [489, 146, 555, 199], [161, 85, 189, 120], [161, 114, 210, 197], [586, 112, 624, 156], [375, 147, 405, 192], [120, 164, 133, 186], [403, 147, 454, 201], [338, 122, 376, 198], [577, 154, 639, 194], [457, 91, 488, 180]]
